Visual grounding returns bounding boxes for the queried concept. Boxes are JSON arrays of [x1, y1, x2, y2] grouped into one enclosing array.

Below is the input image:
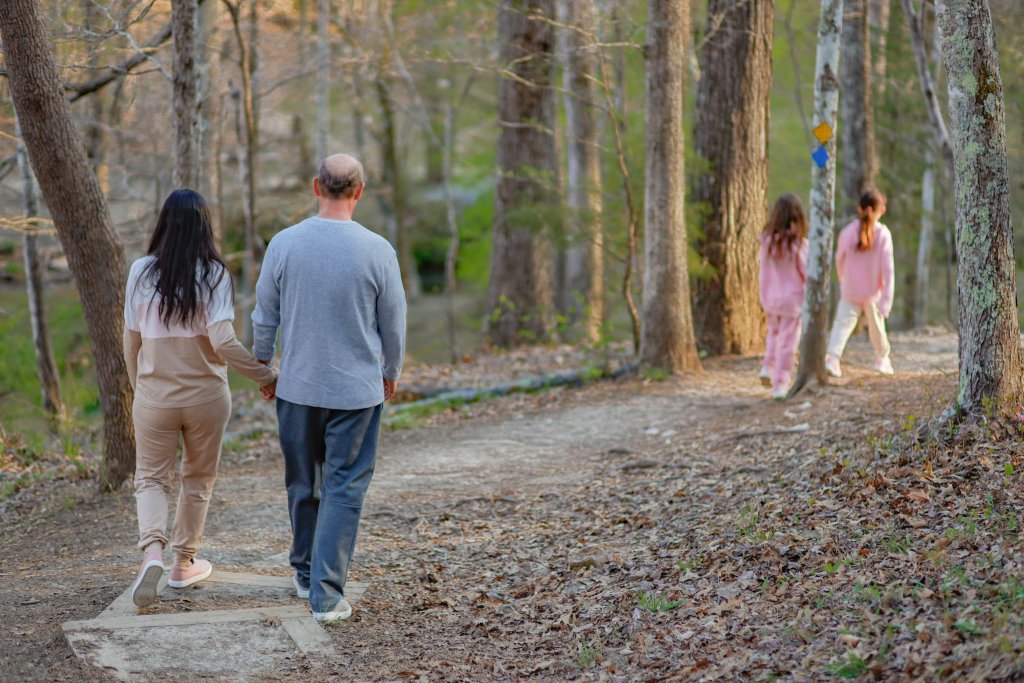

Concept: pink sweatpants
[[763, 314, 801, 391]]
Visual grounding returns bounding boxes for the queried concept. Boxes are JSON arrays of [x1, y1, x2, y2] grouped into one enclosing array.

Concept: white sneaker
[[874, 356, 895, 375], [771, 387, 788, 401], [759, 367, 771, 387], [824, 354, 842, 378], [313, 597, 353, 624], [293, 574, 310, 599]]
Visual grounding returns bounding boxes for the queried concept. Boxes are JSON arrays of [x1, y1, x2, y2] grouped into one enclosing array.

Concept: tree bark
[[16, 116, 63, 420], [692, 0, 774, 356], [639, 0, 701, 373], [936, 0, 1023, 413], [560, 0, 604, 343], [903, 0, 954, 168], [0, 0, 134, 489], [487, 0, 558, 347], [376, 77, 422, 299], [172, 0, 203, 189], [839, 0, 876, 217], [790, 0, 844, 396], [224, 0, 259, 344]]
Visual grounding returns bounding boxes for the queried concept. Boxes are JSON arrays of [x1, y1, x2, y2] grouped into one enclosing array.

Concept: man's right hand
[[383, 378, 396, 402]]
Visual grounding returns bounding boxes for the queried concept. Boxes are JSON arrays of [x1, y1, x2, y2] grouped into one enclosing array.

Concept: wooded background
[[0, 0, 1022, 486]]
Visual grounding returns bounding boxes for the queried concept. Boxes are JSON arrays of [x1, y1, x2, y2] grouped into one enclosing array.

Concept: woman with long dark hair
[[123, 189, 277, 608]]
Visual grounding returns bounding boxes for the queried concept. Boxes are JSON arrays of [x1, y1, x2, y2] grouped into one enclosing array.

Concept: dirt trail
[[0, 329, 961, 681]]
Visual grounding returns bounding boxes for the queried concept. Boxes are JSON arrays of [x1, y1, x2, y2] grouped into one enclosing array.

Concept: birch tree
[[790, 0, 844, 396], [692, 0, 774, 356], [172, 0, 202, 188], [936, 0, 1023, 413], [639, 0, 700, 373], [0, 0, 135, 489], [560, 0, 603, 343], [16, 117, 63, 420], [487, 0, 558, 346]]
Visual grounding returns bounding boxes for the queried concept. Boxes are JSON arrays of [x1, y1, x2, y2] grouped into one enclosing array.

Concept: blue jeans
[[276, 399, 381, 613]]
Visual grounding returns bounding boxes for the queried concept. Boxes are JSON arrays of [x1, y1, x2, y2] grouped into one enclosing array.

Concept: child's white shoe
[[824, 354, 842, 378], [874, 356, 895, 376], [771, 386, 788, 401], [759, 366, 772, 387]]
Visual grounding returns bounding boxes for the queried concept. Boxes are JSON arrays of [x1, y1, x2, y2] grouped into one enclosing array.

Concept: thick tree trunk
[[639, 0, 701, 373], [692, 0, 774, 356], [936, 0, 1023, 412], [914, 146, 935, 328], [0, 0, 134, 489], [199, 0, 221, 226], [16, 117, 63, 420], [839, 0, 876, 216], [487, 0, 558, 347], [790, 0, 844, 396], [868, 0, 890, 94], [560, 0, 604, 343], [172, 0, 203, 189]]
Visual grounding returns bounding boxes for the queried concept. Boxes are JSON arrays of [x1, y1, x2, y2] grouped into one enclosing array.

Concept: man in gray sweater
[[252, 154, 406, 623]]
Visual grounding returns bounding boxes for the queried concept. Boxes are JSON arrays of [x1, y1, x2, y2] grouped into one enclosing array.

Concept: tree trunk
[[692, 0, 774, 356], [376, 78, 422, 299], [199, 0, 222, 227], [560, 0, 604, 343], [914, 146, 935, 328], [936, 0, 1023, 413], [839, 0, 876, 216], [443, 99, 460, 363], [903, 0, 954, 168], [172, 0, 203, 189], [0, 0, 135, 489], [316, 0, 330, 161], [16, 117, 63, 420], [639, 0, 701, 373], [224, 0, 259, 344], [868, 0, 890, 95], [790, 0, 844, 396], [487, 0, 558, 347]]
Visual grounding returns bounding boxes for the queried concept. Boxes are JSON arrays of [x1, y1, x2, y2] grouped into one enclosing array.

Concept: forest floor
[[2, 328, 1023, 681]]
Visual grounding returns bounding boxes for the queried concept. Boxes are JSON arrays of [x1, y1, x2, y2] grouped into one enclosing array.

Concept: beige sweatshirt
[[123, 257, 276, 407]]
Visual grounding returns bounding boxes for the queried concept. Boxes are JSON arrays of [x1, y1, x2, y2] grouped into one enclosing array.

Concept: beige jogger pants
[[827, 297, 891, 361], [133, 390, 231, 563]]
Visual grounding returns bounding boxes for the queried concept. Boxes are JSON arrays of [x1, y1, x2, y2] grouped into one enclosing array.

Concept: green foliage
[[637, 591, 685, 612], [0, 287, 99, 436], [825, 653, 869, 678]]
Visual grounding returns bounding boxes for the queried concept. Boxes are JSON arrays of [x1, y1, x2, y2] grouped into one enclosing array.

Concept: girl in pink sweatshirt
[[759, 194, 809, 399], [825, 188, 895, 377]]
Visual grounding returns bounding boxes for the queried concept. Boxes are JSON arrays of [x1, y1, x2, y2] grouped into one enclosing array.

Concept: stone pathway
[[63, 570, 366, 681]]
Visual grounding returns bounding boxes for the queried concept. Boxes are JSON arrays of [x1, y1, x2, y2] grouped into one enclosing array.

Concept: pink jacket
[[835, 220, 895, 317], [759, 234, 808, 318]]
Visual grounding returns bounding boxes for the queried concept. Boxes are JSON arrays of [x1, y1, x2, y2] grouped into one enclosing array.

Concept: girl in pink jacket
[[825, 189, 895, 377], [759, 194, 809, 399]]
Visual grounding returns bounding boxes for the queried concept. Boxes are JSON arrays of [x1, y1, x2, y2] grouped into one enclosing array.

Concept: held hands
[[259, 358, 277, 400], [383, 377, 397, 402], [261, 379, 277, 400]]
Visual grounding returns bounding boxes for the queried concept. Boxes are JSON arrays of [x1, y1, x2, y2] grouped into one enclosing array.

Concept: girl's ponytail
[[855, 188, 885, 252]]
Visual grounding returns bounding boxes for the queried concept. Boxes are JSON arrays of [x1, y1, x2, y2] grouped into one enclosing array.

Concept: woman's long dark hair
[[140, 189, 229, 327], [763, 193, 808, 258]]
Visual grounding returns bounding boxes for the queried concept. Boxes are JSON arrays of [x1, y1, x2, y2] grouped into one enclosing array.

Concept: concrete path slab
[[64, 570, 367, 681]]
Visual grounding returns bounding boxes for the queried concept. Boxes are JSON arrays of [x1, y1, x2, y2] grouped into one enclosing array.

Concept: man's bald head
[[317, 154, 364, 199]]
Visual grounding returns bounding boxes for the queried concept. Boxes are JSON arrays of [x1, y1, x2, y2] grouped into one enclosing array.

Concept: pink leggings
[[763, 314, 801, 390]]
